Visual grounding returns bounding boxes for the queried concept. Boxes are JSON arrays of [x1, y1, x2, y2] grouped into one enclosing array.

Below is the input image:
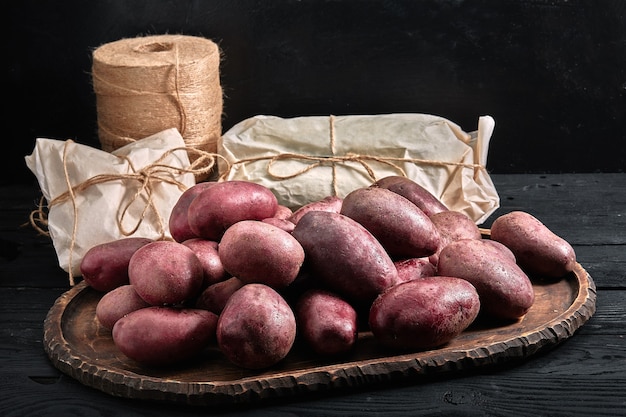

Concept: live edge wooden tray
[[43, 262, 596, 407]]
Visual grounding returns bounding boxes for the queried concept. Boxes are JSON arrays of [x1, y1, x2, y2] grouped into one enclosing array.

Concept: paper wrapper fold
[[25, 128, 195, 277], [219, 114, 499, 224]]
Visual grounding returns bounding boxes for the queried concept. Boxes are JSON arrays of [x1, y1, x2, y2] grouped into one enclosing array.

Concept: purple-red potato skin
[[95, 285, 150, 330], [340, 187, 441, 259], [292, 211, 399, 303], [295, 289, 358, 356], [273, 205, 293, 220], [430, 211, 481, 249], [369, 277, 480, 350], [219, 220, 305, 289], [195, 276, 244, 315], [80, 237, 153, 292], [187, 180, 278, 241], [288, 196, 343, 225], [169, 182, 216, 243], [112, 306, 218, 366], [490, 211, 577, 277], [128, 241, 204, 306], [372, 175, 448, 217], [217, 283, 296, 369], [394, 257, 437, 283], [437, 239, 535, 320], [182, 238, 229, 286], [482, 239, 517, 263], [262, 217, 296, 233]]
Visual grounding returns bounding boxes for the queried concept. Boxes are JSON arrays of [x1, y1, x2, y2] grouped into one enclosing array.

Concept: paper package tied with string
[[25, 128, 198, 281], [219, 113, 499, 224]]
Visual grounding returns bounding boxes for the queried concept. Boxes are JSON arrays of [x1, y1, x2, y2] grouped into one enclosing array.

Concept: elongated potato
[[217, 283, 296, 369], [292, 211, 399, 303], [96, 284, 150, 330], [112, 306, 218, 366], [288, 195, 343, 225], [340, 187, 440, 259], [80, 237, 153, 292], [437, 239, 535, 320], [369, 277, 480, 350], [168, 182, 216, 243], [372, 175, 448, 217], [490, 211, 577, 277]]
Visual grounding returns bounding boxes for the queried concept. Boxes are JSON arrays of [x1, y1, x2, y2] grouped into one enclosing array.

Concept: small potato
[[437, 239, 535, 320], [195, 276, 245, 315], [219, 220, 305, 289], [80, 237, 153, 292], [273, 205, 294, 220], [430, 210, 481, 249], [95, 284, 150, 330], [288, 195, 343, 225], [394, 257, 437, 283], [490, 211, 577, 277], [369, 277, 480, 350], [295, 289, 358, 356], [372, 175, 448, 217], [129, 241, 204, 306], [182, 238, 229, 287], [292, 211, 399, 303], [112, 306, 218, 366], [340, 187, 441, 259], [482, 239, 517, 263], [187, 180, 278, 241], [262, 217, 295, 233], [169, 182, 216, 243], [217, 283, 296, 369]]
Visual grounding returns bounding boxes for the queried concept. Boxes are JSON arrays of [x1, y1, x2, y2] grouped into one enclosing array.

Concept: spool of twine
[[92, 34, 223, 180]]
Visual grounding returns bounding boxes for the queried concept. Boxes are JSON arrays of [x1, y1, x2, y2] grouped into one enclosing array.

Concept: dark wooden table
[[1, 173, 625, 416]]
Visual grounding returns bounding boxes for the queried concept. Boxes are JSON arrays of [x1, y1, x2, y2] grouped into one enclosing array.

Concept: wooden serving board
[[43, 263, 596, 407]]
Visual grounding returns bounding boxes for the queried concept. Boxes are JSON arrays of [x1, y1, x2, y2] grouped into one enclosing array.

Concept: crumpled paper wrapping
[[219, 113, 499, 224], [25, 128, 195, 278]]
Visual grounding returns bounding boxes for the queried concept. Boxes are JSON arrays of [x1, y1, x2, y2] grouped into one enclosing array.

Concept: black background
[[6, 0, 626, 186]]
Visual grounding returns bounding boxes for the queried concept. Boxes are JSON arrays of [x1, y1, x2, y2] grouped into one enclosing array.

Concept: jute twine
[[92, 34, 223, 180]]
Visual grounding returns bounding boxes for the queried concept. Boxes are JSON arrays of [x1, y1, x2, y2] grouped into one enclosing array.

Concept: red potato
[[80, 237, 153, 292], [187, 180, 278, 241], [430, 210, 481, 249], [369, 277, 480, 350], [218, 220, 305, 289], [372, 175, 448, 217], [112, 306, 218, 366], [182, 238, 229, 287], [288, 195, 343, 225], [490, 211, 577, 278], [394, 257, 437, 283], [262, 217, 296, 233], [295, 289, 358, 356], [273, 205, 294, 220], [168, 182, 217, 243], [95, 284, 150, 330], [128, 241, 204, 306], [340, 187, 441, 259], [217, 283, 296, 369], [195, 276, 244, 315], [437, 239, 535, 320], [292, 211, 399, 303], [482, 238, 517, 263]]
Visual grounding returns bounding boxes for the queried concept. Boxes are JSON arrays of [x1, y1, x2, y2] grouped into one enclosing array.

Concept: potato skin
[[218, 220, 305, 289], [217, 283, 296, 369], [430, 210, 481, 248], [182, 238, 229, 287], [187, 180, 278, 241], [341, 187, 441, 259], [295, 289, 358, 356], [195, 276, 244, 315], [292, 211, 399, 303], [288, 195, 343, 225], [490, 211, 577, 277], [169, 182, 216, 243], [369, 277, 480, 350], [112, 306, 218, 366], [437, 239, 535, 320], [394, 257, 437, 283], [128, 241, 204, 306], [372, 175, 448, 217], [80, 237, 153, 292], [95, 284, 150, 330]]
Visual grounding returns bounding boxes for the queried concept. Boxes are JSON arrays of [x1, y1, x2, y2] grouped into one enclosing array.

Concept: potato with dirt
[[372, 175, 448, 217], [292, 211, 399, 303], [490, 211, 577, 278], [112, 306, 218, 366], [217, 283, 296, 369], [295, 289, 358, 356], [95, 284, 150, 330], [340, 187, 441, 259], [437, 238, 535, 320], [218, 220, 305, 289], [369, 276, 480, 350], [80, 237, 153, 292]]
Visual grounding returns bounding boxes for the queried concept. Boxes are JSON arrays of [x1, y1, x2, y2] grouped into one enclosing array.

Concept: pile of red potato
[[80, 176, 577, 369]]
